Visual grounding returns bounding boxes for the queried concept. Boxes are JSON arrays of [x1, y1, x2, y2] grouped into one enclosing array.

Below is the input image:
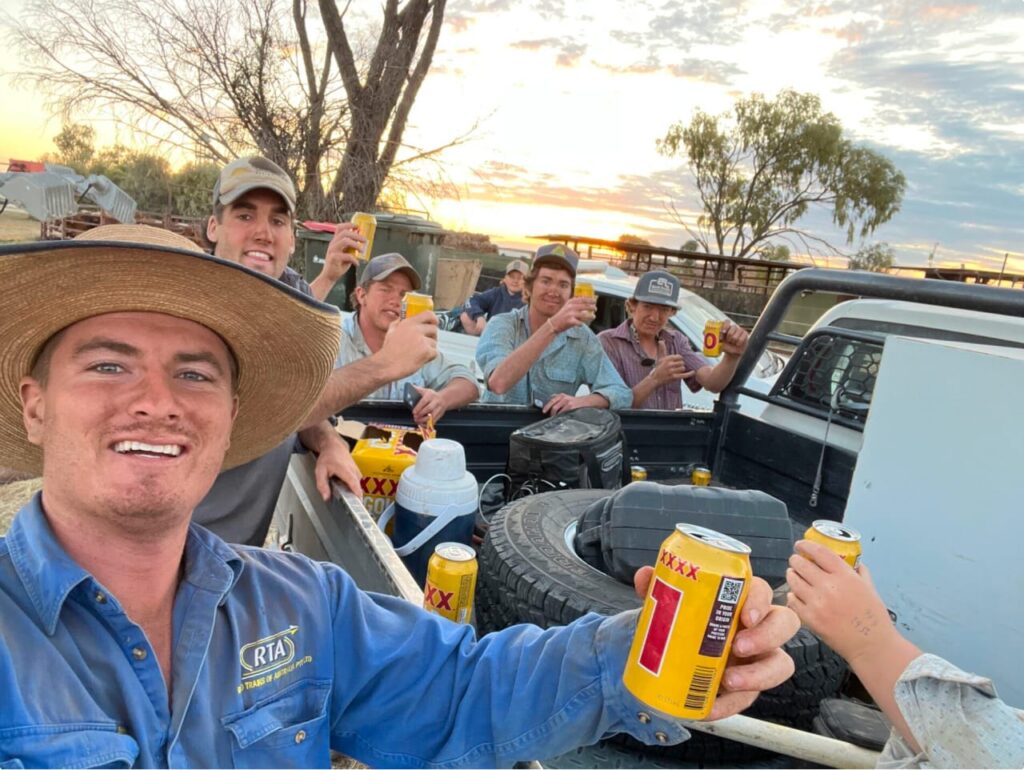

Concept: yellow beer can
[[348, 212, 377, 260], [691, 466, 712, 486], [630, 465, 648, 483], [402, 292, 435, 319], [574, 282, 595, 299], [624, 523, 752, 719], [423, 542, 477, 624], [702, 320, 724, 357], [803, 520, 862, 568]]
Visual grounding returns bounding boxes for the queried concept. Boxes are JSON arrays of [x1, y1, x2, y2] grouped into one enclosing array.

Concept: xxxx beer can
[[691, 466, 712, 486], [401, 292, 435, 319], [631, 465, 648, 482], [804, 520, 862, 568], [703, 320, 724, 357], [348, 212, 377, 260], [573, 282, 595, 299], [624, 524, 752, 719], [423, 542, 477, 624]]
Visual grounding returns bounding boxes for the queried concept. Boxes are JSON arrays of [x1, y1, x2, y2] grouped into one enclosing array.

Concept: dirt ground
[[0, 478, 42, 535], [0, 208, 41, 244]]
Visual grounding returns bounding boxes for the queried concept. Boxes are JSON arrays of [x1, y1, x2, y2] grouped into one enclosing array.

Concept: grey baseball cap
[[633, 270, 681, 308], [359, 252, 422, 291], [532, 243, 579, 277], [505, 259, 530, 275], [213, 156, 297, 214]]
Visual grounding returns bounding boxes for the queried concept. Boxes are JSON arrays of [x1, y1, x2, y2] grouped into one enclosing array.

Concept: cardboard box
[[347, 423, 424, 518]]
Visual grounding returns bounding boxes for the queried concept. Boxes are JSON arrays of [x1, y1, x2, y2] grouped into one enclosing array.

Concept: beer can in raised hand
[[803, 520, 862, 568], [624, 523, 752, 719], [703, 320, 724, 357], [573, 282, 595, 299], [423, 542, 477, 624], [401, 292, 435, 319], [348, 212, 377, 260]]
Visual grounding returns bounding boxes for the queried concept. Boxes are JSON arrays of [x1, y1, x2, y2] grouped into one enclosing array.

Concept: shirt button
[[94, 591, 108, 604], [131, 646, 147, 661], [655, 731, 669, 744], [294, 730, 307, 744], [637, 711, 652, 724]]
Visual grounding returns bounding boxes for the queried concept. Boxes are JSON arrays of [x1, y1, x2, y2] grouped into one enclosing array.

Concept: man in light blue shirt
[[0, 230, 798, 767], [477, 244, 632, 414], [340, 253, 479, 426]]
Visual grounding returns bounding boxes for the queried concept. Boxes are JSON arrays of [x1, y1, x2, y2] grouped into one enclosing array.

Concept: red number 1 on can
[[638, 578, 683, 675]]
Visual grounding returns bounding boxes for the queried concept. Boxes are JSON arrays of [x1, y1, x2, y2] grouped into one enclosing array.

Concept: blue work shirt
[[476, 305, 632, 410], [465, 285, 523, 321], [0, 495, 688, 768]]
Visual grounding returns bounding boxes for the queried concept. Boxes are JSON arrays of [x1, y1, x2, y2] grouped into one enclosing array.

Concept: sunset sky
[[2, 0, 1022, 272]]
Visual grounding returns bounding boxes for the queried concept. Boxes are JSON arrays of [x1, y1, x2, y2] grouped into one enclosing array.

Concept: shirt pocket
[[223, 679, 331, 769], [0, 723, 138, 768], [541, 347, 580, 389]]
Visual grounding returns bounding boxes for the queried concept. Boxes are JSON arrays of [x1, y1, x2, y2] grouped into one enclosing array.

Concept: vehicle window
[[592, 294, 626, 334], [831, 317, 1024, 350], [774, 332, 883, 424]]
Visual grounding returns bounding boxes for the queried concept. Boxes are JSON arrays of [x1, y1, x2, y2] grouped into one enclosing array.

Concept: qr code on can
[[718, 578, 744, 604]]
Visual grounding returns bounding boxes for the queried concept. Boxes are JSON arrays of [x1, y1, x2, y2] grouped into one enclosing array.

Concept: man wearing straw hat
[[0, 229, 799, 766]]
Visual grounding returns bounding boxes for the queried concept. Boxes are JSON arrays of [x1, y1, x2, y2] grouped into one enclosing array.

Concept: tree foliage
[[13, 0, 461, 218], [848, 242, 895, 272], [53, 123, 96, 172], [618, 233, 651, 245], [657, 90, 906, 260]]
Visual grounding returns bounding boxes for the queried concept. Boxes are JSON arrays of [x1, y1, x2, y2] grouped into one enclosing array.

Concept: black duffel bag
[[506, 407, 626, 498]]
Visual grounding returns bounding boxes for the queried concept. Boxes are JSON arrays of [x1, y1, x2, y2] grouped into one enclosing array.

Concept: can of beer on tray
[[423, 542, 477, 624], [631, 465, 648, 482], [573, 282, 595, 299], [703, 320, 724, 357], [691, 466, 712, 486], [401, 292, 435, 319], [348, 212, 377, 260], [803, 520, 862, 568], [624, 523, 752, 719]]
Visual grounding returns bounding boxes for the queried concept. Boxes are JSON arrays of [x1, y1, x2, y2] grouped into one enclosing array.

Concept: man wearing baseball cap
[[476, 243, 631, 414], [340, 253, 478, 426], [198, 157, 440, 544], [598, 270, 750, 409], [0, 225, 805, 766], [459, 258, 528, 336]]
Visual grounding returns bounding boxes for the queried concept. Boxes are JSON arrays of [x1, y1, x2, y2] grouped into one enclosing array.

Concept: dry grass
[[0, 209, 41, 244]]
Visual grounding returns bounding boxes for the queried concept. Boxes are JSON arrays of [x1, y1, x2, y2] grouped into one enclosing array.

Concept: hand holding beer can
[[347, 212, 377, 260], [623, 523, 751, 719], [401, 292, 434, 319], [423, 542, 477, 624], [803, 520, 862, 568], [573, 282, 595, 299], [703, 320, 724, 357]]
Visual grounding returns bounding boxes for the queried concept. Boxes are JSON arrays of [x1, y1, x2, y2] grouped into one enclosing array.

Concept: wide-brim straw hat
[[0, 224, 340, 473]]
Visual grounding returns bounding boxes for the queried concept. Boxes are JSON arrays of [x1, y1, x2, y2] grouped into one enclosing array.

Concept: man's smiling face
[[20, 311, 238, 535], [207, 188, 295, 279]]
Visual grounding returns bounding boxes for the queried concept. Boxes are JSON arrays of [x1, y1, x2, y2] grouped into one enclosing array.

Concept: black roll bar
[[720, 268, 1024, 408]]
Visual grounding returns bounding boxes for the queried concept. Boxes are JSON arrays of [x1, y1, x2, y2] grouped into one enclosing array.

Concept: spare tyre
[[478, 489, 843, 763]]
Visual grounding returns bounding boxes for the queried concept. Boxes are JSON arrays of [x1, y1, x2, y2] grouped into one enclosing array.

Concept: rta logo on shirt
[[240, 626, 297, 675], [236, 625, 313, 693]]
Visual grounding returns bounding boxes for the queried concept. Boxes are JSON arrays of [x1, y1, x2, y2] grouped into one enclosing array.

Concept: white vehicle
[[441, 259, 786, 412], [758, 296, 1024, 453]]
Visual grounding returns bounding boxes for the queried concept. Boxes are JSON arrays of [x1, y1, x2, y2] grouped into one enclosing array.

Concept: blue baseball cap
[[532, 243, 579, 277], [633, 270, 681, 308]]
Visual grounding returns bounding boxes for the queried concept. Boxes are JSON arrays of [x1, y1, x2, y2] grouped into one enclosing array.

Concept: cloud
[[445, 14, 475, 33], [647, 0, 753, 47], [447, 0, 514, 12], [510, 37, 588, 67], [668, 59, 743, 84]]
